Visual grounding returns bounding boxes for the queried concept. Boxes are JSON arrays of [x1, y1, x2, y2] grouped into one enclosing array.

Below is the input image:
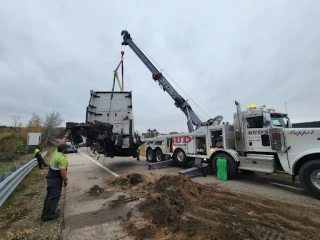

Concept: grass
[[1, 146, 56, 208], [1, 168, 41, 208], [0, 155, 33, 173], [0, 146, 55, 173], [0, 145, 63, 240]]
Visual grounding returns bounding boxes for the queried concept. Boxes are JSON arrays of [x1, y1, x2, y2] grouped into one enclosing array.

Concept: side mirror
[[263, 113, 271, 126]]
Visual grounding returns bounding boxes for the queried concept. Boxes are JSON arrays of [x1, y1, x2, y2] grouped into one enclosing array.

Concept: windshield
[[271, 114, 290, 128]]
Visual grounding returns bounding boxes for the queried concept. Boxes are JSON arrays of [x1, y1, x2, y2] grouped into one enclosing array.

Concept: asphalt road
[[62, 147, 320, 239]]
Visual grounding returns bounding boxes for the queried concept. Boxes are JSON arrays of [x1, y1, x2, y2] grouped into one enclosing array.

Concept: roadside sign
[[27, 133, 41, 146]]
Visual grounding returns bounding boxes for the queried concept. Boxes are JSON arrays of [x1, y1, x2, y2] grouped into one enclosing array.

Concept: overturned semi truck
[[66, 90, 145, 158]]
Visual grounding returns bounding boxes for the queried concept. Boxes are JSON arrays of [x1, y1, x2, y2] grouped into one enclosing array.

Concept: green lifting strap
[[114, 71, 123, 92]]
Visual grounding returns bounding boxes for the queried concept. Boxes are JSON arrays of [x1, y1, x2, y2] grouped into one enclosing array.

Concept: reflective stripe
[[50, 152, 63, 170], [59, 166, 66, 169]]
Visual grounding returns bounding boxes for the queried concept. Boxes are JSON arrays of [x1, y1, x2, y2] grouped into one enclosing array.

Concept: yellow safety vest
[[34, 148, 40, 154]]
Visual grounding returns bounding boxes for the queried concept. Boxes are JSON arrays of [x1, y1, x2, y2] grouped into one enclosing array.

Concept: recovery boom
[[121, 30, 222, 132]]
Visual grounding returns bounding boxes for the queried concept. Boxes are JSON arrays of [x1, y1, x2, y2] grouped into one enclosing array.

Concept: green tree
[[169, 132, 179, 135]]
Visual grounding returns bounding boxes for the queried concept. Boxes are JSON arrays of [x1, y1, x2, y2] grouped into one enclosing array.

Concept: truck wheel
[[212, 153, 238, 179], [299, 160, 320, 199], [146, 149, 155, 162], [155, 149, 164, 162], [173, 149, 187, 166]]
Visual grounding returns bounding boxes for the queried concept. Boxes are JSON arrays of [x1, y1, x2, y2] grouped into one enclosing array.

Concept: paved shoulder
[[62, 150, 134, 240]]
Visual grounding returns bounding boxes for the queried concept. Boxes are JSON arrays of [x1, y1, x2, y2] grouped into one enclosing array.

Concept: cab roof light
[[247, 104, 256, 109]]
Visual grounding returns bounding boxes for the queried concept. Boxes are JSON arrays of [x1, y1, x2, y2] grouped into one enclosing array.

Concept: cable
[[108, 74, 116, 122], [134, 41, 211, 120]]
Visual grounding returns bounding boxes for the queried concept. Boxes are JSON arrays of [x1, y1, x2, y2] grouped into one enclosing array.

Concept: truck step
[[238, 167, 274, 174], [178, 166, 207, 178], [148, 159, 173, 169]]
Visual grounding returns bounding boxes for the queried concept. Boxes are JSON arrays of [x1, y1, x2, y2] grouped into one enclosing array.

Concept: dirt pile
[[88, 185, 104, 197], [139, 175, 202, 226], [108, 173, 145, 187], [107, 173, 320, 240]]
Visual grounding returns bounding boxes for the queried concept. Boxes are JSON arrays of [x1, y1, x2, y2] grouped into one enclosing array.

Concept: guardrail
[[0, 151, 48, 207]]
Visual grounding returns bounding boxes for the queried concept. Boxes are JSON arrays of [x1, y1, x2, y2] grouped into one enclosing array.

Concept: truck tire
[[299, 160, 320, 199], [146, 149, 155, 162], [173, 149, 187, 166], [155, 149, 164, 162], [212, 153, 238, 180]]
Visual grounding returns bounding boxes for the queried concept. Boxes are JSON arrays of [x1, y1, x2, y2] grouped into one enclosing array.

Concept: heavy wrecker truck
[[121, 30, 320, 199]]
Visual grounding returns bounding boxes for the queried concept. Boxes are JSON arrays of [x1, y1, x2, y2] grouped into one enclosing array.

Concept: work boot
[[41, 212, 60, 222]]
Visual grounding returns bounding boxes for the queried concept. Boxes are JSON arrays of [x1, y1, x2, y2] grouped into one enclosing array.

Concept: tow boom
[[121, 30, 222, 132]]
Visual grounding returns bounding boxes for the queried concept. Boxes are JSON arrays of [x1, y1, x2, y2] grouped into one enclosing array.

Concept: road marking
[[269, 182, 304, 191], [79, 151, 119, 177]]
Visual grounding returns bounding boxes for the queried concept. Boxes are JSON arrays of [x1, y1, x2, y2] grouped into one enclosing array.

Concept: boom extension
[[121, 30, 223, 132]]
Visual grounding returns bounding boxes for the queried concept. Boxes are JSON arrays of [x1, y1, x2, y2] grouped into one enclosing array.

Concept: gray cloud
[[0, 0, 319, 133]]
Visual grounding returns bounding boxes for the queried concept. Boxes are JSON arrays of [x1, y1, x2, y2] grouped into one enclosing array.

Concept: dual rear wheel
[[146, 148, 164, 162]]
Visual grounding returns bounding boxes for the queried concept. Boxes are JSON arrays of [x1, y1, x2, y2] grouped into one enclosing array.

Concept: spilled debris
[[106, 173, 320, 240], [88, 185, 104, 197]]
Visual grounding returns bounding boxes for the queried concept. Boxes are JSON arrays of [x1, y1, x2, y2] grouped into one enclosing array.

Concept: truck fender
[[210, 149, 240, 162], [154, 146, 164, 154], [146, 146, 153, 152], [173, 147, 187, 156], [291, 150, 320, 175]]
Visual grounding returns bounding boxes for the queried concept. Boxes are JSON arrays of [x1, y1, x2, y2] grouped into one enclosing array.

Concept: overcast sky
[[0, 0, 319, 133]]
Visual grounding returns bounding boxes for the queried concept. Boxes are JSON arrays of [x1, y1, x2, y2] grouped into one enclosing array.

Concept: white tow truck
[[121, 30, 320, 199]]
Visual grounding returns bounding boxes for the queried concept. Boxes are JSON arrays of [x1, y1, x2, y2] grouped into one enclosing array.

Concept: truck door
[[167, 138, 172, 153], [245, 116, 270, 151], [195, 136, 206, 155]]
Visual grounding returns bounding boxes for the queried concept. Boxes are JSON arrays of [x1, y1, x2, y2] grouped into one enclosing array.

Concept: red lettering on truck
[[248, 130, 269, 135], [172, 136, 194, 144]]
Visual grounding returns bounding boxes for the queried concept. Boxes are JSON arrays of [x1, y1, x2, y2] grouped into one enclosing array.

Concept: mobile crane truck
[[121, 30, 320, 199]]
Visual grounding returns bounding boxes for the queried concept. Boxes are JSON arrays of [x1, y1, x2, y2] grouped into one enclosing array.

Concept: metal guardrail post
[[0, 151, 47, 207]]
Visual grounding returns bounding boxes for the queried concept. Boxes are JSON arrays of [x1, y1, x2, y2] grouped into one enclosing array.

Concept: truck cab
[[233, 103, 292, 153], [228, 102, 320, 199]]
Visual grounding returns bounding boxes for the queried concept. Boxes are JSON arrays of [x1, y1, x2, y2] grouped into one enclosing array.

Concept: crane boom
[[121, 30, 223, 132]]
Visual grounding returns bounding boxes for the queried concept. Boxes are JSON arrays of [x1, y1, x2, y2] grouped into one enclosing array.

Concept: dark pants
[[42, 178, 63, 220], [36, 154, 47, 168], [137, 152, 140, 160]]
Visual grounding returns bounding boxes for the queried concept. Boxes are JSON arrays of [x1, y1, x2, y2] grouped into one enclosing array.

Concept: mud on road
[[106, 173, 320, 240]]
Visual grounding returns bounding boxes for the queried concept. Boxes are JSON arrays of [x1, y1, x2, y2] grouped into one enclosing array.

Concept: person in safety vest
[[41, 131, 70, 222], [136, 146, 140, 161], [34, 146, 48, 169]]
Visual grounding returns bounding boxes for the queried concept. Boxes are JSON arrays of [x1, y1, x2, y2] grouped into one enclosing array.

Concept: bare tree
[[12, 116, 21, 128], [42, 111, 63, 144], [11, 116, 24, 138]]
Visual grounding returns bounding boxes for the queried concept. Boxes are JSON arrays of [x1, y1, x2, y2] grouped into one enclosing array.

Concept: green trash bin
[[216, 157, 227, 181]]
